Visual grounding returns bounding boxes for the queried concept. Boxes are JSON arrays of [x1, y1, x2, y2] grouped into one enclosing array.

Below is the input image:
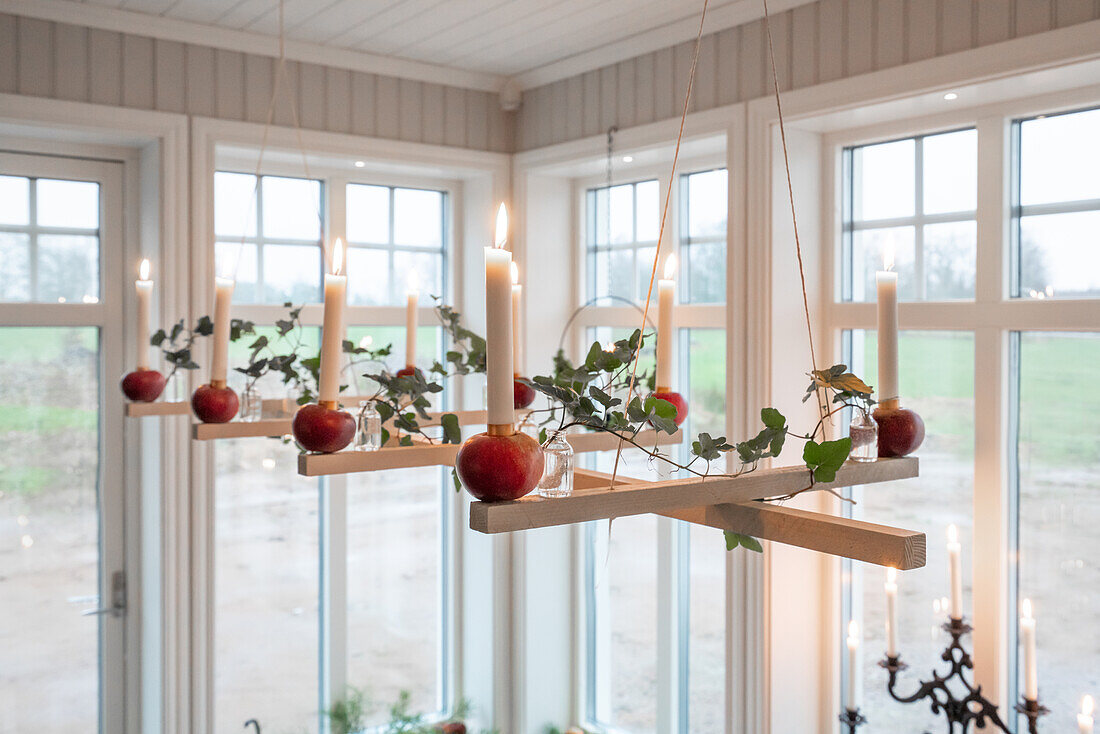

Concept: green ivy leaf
[[398, 435, 414, 447], [194, 315, 214, 336], [760, 407, 786, 430], [452, 468, 462, 493], [724, 531, 763, 553], [802, 437, 852, 483], [440, 413, 461, 445]]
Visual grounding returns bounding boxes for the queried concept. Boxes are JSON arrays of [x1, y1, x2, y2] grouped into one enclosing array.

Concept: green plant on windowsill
[[323, 688, 498, 734]]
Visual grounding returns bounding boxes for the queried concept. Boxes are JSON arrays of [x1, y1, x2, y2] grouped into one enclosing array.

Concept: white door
[[0, 150, 127, 734]]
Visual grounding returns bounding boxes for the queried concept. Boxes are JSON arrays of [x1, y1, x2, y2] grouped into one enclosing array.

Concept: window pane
[[924, 220, 976, 300], [857, 139, 914, 220], [688, 525, 725, 734], [346, 247, 390, 306], [0, 174, 29, 225], [609, 184, 635, 245], [851, 227, 917, 301], [216, 242, 259, 304], [686, 169, 727, 238], [393, 188, 443, 248], [36, 179, 98, 229], [1016, 332, 1100, 730], [846, 330, 975, 732], [591, 187, 610, 246], [636, 246, 656, 303], [37, 234, 99, 302], [393, 250, 442, 304], [684, 241, 725, 304], [0, 232, 31, 300], [347, 469, 444, 725], [1019, 211, 1100, 298], [683, 328, 725, 440], [1020, 107, 1100, 206], [345, 326, 442, 401], [215, 441, 319, 734], [214, 172, 258, 238], [636, 180, 659, 242], [262, 244, 322, 304], [0, 327, 100, 733], [346, 184, 389, 244], [261, 176, 321, 241], [923, 129, 976, 215]]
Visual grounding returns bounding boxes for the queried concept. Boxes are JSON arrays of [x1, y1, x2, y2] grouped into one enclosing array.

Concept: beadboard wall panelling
[[0, 12, 510, 153], [515, 0, 1100, 150]]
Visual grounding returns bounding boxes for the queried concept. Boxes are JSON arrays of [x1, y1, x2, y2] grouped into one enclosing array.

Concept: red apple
[[514, 377, 536, 409], [652, 390, 689, 426], [873, 405, 925, 457], [292, 403, 356, 453], [191, 383, 239, 423], [455, 430, 544, 501], [436, 723, 466, 734], [121, 369, 166, 402], [395, 366, 416, 379]]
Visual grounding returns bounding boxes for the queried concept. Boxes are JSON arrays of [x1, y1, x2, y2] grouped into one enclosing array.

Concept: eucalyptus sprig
[[150, 315, 254, 380]]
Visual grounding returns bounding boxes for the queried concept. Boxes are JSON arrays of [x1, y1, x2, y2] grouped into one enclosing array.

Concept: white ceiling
[[12, 0, 815, 90]]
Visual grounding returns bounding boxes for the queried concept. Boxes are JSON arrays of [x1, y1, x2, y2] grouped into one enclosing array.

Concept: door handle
[[81, 570, 125, 618]]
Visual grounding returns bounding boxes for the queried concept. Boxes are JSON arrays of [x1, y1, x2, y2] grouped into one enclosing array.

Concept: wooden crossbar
[[191, 408, 526, 441], [298, 429, 682, 476], [468, 457, 919, 537]]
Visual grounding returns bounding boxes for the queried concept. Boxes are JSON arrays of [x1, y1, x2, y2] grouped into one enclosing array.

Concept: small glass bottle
[[284, 383, 304, 415], [537, 430, 574, 498], [240, 383, 262, 422], [849, 409, 878, 462], [356, 400, 382, 452]]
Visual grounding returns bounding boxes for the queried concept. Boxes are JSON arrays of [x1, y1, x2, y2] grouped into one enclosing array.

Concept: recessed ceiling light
[[354, 160, 365, 167], [622, 155, 634, 163], [943, 92, 958, 101]]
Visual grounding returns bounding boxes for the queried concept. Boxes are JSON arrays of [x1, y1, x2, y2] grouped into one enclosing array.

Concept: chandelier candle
[[656, 253, 676, 390], [885, 567, 898, 658], [1020, 599, 1038, 701], [876, 247, 899, 408], [846, 620, 860, 711], [319, 239, 347, 405], [947, 525, 962, 621], [405, 270, 418, 370]]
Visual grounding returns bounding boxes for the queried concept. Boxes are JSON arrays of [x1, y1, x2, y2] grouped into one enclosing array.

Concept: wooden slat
[[469, 457, 918, 535], [126, 401, 190, 417], [298, 429, 681, 477], [193, 419, 290, 440], [662, 503, 926, 570]]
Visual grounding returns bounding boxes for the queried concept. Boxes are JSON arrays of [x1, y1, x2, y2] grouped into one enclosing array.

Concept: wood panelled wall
[[0, 12, 514, 153], [515, 0, 1100, 150]]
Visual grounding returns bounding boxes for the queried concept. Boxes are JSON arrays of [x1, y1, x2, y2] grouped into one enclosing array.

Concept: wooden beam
[[298, 429, 682, 477], [661, 503, 926, 570], [193, 419, 292, 440], [468, 457, 918, 534], [125, 401, 189, 417]]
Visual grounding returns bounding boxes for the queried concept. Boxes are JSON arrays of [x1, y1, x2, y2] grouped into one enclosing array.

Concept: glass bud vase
[[240, 384, 262, 422], [355, 400, 382, 452], [537, 430, 574, 498], [849, 409, 878, 462]]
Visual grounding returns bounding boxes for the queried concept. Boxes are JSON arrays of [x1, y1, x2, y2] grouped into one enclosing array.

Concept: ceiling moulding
[[506, 0, 816, 90], [0, 0, 506, 93]]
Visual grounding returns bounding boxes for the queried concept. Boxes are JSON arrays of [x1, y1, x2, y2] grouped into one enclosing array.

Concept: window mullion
[[914, 137, 926, 301], [29, 177, 38, 301]]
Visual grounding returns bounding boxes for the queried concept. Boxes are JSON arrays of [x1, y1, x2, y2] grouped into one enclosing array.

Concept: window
[[1013, 107, 1100, 298], [843, 130, 977, 302], [580, 165, 729, 733], [0, 174, 101, 303], [214, 172, 323, 304], [346, 184, 447, 306]]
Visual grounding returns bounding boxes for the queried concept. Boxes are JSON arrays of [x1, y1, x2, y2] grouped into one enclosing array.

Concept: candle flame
[[494, 203, 508, 249], [664, 252, 678, 280], [511, 261, 520, 285], [886, 567, 897, 585], [139, 258, 151, 281], [1021, 598, 1032, 619], [883, 242, 895, 272], [1084, 695, 1094, 717], [848, 620, 859, 639], [947, 524, 958, 544], [332, 238, 344, 276]]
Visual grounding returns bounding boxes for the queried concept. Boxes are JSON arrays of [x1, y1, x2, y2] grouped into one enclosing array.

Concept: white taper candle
[[1079, 695, 1094, 734], [885, 567, 898, 658], [405, 273, 419, 369], [319, 239, 347, 404], [1020, 598, 1038, 701], [485, 204, 514, 427], [947, 524, 962, 621], [135, 259, 153, 370], [656, 253, 677, 390], [846, 619, 860, 711], [876, 245, 899, 406], [210, 276, 235, 384]]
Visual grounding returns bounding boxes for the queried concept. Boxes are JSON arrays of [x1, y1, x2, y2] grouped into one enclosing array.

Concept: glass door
[[0, 151, 126, 734]]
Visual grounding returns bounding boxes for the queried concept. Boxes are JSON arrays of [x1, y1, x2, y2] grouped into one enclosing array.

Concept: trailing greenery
[[150, 314, 254, 380], [323, 687, 369, 734], [233, 303, 309, 394], [431, 297, 486, 377], [323, 688, 497, 734]]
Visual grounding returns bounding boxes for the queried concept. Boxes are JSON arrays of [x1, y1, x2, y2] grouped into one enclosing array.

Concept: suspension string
[[609, 0, 710, 489], [762, 0, 826, 425]]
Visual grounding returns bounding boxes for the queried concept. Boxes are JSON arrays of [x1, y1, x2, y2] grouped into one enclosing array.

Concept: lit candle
[[947, 524, 962, 620], [876, 245, 899, 408], [846, 620, 860, 711], [1020, 598, 1038, 701], [1079, 695, 1094, 734], [656, 252, 677, 390], [405, 271, 419, 370], [511, 262, 523, 375], [135, 259, 153, 370], [485, 204, 514, 428], [210, 275, 235, 386], [319, 239, 347, 405], [885, 567, 898, 658]]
